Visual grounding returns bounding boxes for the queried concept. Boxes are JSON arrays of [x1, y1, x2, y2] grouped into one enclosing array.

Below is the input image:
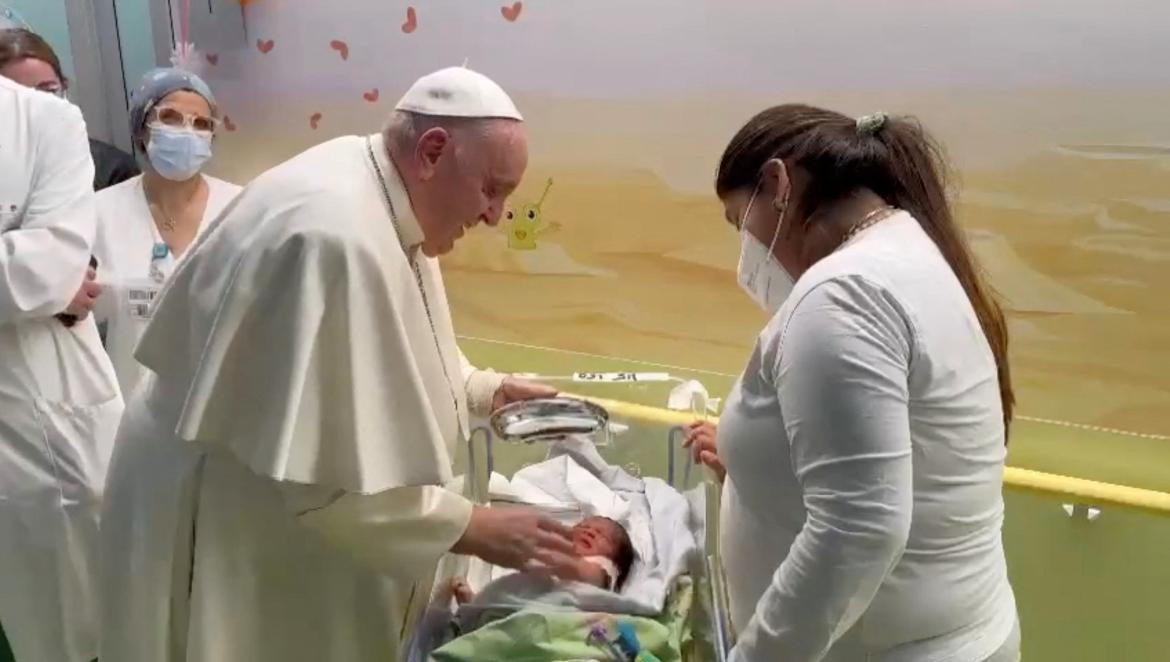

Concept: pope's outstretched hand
[[452, 505, 577, 577]]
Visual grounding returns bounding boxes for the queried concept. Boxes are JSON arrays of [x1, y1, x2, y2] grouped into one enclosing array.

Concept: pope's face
[[418, 120, 528, 257]]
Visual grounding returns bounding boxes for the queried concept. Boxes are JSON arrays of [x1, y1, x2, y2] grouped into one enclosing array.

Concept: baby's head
[[572, 516, 635, 590]]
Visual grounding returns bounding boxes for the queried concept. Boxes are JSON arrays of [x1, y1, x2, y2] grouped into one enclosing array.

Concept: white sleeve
[[459, 347, 506, 417], [0, 99, 95, 324], [280, 483, 474, 580], [731, 277, 915, 662], [90, 199, 117, 326]]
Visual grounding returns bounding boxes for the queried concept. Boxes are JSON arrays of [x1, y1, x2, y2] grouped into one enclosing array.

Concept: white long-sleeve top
[[720, 212, 1017, 662]]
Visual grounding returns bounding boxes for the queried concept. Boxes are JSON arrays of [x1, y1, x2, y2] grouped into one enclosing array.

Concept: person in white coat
[[93, 67, 241, 397], [0, 26, 140, 191], [685, 105, 1020, 661], [99, 66, 580, 662], [0, 74, 123, 661]]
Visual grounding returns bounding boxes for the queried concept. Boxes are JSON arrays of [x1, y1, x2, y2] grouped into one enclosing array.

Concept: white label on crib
[[571, 372, 671, 383]]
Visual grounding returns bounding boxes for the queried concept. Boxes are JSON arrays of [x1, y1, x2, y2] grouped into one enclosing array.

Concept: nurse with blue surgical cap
[[92, 67, 241, 396]]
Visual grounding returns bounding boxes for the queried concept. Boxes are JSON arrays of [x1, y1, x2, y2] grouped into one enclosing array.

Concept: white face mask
[[146, 125, 213, 182], [736, 182, 795, 315]]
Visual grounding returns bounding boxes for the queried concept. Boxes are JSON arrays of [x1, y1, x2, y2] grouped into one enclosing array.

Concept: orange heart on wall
[[501, 2, 522, 22], [257, 39, 275, 54], [206, 53, 219, 66], [330, 40, 349, 60], [309, 113, 322, 130], [363, 89, 380, 103]]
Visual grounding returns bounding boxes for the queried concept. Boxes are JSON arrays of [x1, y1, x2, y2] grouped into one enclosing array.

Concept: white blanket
[[467, 436, 702, 617], [407, 437, 705, 662]]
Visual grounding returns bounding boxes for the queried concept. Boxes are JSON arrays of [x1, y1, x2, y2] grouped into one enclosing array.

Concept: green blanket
[[430, 577, 694, 662]]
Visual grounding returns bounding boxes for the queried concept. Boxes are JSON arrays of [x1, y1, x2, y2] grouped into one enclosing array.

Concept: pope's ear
[[415, 127, 451, 181]]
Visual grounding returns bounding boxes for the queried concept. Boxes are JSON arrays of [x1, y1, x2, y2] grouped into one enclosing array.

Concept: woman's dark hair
[[716, 104, 1014, 438], [0, 29, 67, 85]]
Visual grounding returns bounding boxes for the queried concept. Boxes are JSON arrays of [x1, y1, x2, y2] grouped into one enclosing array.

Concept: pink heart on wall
[[402, 7, 418, 33]]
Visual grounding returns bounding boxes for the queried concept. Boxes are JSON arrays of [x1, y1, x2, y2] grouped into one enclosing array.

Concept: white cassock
[[99, 132, 506, 662], [92, 174, 241, 395], [0, 75, 123, 662]]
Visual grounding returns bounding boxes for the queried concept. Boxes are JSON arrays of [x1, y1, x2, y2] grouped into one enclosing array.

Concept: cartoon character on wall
[[505, 177, 560, 250]]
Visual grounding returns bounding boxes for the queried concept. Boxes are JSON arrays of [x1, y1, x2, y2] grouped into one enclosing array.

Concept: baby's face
[[572, 516, 623, 559]]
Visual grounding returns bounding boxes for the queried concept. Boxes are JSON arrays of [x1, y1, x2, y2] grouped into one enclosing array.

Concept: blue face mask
[[146, 125, 212, 181]]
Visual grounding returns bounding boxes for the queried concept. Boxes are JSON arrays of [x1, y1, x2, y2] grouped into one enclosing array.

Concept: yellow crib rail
[[571, 393, 1170, 518]]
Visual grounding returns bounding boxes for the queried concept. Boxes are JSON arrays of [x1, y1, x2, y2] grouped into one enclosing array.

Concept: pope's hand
[[452, 505, 578, 577], [62, 267, 101, 319], [683, 420, 726, 482], [491, 376, 558, 411]]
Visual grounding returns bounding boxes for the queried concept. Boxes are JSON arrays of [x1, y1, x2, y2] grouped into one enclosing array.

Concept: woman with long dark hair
[[686, 105, 1019, 661]]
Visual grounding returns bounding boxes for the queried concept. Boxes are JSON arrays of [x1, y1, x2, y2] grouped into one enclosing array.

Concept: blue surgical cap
[[128, 67, 218, 139]]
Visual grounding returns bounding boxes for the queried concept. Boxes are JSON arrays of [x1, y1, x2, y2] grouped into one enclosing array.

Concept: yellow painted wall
[[181, 0, 1169, 438]]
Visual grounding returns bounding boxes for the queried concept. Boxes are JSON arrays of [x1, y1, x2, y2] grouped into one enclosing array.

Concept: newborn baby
[[567, 515, 636, 590], [444, 516, 635, 605]]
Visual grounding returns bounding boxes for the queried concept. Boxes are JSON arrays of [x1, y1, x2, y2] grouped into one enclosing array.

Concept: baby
[[444, 516, 635, 604], [565, 515, 636, 591]]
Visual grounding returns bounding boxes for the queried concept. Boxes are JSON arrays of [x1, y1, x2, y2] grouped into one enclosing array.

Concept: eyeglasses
[[149, 106, 217, 133]]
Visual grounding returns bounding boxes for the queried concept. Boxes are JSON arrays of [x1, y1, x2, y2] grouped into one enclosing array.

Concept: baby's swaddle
[[470, 436, 699, 615], [408, 437, 703, 662]]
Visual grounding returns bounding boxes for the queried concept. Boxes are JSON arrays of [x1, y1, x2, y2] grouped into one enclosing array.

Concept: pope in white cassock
[[99, 67, 580, 662]]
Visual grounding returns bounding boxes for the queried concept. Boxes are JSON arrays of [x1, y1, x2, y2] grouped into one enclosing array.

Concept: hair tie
[[856, 111, 889, 136]]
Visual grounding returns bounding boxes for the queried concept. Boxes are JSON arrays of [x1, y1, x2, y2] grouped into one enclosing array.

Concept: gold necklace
[[841, 205, 898, 246], [143, 180, 178, 233], [157, 205, 177, 233]]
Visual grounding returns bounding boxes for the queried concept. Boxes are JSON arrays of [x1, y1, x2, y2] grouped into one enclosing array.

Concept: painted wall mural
[[172, 0, 1169, 436]]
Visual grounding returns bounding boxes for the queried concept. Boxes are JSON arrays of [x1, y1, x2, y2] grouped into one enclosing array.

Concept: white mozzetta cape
[[136, 133, 487, 494]]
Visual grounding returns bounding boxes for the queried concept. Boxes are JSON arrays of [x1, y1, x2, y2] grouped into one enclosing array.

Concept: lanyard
[[365, 136, 462, 427]]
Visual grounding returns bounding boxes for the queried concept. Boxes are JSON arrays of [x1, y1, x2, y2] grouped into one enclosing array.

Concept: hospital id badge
[[124, 279, 162, 321]]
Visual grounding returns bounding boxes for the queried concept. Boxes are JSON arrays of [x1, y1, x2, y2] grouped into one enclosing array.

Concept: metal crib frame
[[464, 423, 735, 661]]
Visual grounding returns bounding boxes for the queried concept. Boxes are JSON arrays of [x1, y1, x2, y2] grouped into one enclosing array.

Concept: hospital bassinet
[[415, 396, 734, 661]]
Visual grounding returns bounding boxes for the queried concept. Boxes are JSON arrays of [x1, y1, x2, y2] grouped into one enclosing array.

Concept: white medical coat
[[99, 133, 506, 662], [0, 76, 123, 662], [720, 213, 1017, 662], [92, 174, 241, 396]]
